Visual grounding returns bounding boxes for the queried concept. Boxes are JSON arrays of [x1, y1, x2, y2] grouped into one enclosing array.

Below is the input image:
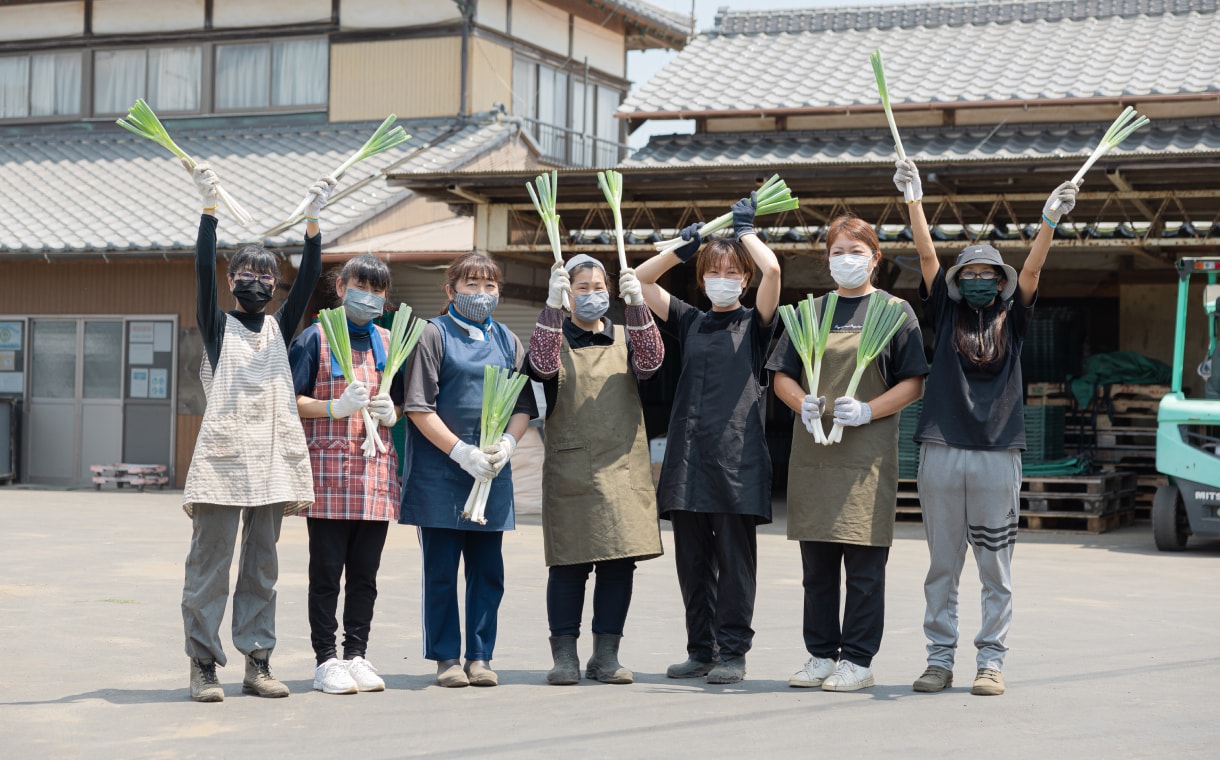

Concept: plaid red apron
[[300, 325, 400, 520]]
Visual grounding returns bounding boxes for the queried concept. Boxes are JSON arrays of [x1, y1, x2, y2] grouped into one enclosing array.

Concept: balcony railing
[[522, 118, 626, 168]]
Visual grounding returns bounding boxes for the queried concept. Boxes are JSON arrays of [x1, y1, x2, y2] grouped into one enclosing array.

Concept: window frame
[[511, 50, 627, 166], [0, 49, 87, 123]]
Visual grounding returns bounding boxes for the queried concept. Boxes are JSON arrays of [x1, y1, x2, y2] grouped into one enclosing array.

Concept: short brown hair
[[695, 238, 754, 289], [824, 215, 880, 254], [441, 252, 502, 313]]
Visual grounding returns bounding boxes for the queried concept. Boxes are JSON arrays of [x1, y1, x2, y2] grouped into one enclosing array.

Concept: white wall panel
[[212, 0, 330, 29], [476, 0, 508, 33], [341, 0, 460, 29], [93, 0, 204, 35], [572, 16, 623, 77], [0, 2, 84, 42], [512, 0, 568, 57]]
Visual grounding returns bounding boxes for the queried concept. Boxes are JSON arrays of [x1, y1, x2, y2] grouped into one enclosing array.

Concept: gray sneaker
[[913, 665, 954, 693], [190, 658, 223, 703], [706, 657, 746, 684], [242, 650, 290, 698]]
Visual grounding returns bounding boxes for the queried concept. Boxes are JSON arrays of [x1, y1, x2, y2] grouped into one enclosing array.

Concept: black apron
[[658, 306, 772, 524]]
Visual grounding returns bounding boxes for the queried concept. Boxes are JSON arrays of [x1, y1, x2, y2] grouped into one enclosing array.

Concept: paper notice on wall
[[149, 369, 168, 399], [0, 322, 21, 351], [0, 372, 22, 393], [129, 322, 155, 343], [130, 368, 149, 398], [0, 351, 13, 371], [129, 343, 154, 366], [153, 322, 172, 352]]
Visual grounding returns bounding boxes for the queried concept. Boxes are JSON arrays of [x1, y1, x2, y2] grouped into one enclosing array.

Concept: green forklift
[[1153, 256, 1220, 550]]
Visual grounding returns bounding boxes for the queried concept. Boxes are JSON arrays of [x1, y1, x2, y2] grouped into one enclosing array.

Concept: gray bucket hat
[[944, 245, 1018, 302]]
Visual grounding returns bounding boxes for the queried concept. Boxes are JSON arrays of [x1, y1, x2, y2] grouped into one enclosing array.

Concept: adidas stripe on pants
[[917, 442, 1020, 672]]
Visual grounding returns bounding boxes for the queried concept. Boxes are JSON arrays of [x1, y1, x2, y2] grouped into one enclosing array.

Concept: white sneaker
[[347, 656, 385, 692], [313, 657, 358, 695], [788, 656, 837, 688], [821, 660, 875, 692]]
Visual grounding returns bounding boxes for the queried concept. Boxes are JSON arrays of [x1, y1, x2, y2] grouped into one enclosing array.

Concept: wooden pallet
[[1021, 509, 1136, 533], [90, 464, 169, 492]]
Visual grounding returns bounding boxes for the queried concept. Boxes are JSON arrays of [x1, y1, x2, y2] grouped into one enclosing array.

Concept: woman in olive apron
[[769, 215, 927, 692], [635, 197, 782, 685], [526, 254, 665, 685], [400, 252, 535, 688]]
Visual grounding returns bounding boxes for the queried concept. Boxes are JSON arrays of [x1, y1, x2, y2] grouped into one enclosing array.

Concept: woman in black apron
[[634, 197, 781, 684]]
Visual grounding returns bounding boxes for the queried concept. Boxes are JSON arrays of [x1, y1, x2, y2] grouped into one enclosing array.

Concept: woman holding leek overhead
[[635, 196, 781, 685], [399, 252, 536, 688], [526, 254, 665, 686], [894, 159, 1077, 698], [288, 254, 403, 695], [766, 216, 927, 693], [181, 165, 334, 703]]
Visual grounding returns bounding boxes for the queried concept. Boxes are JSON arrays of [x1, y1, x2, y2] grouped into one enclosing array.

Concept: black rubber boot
[[585, 633, 633, 684], [546, 636, 580, 685]]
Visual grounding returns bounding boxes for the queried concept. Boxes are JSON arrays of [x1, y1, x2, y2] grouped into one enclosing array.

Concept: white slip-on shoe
[[313, 657, 358, 695], [821, 660, 875, 692]]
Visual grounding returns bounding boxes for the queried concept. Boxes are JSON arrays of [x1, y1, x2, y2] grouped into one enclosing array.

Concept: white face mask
[[704, 277, 743, 308], [829, 253, 873, 290]]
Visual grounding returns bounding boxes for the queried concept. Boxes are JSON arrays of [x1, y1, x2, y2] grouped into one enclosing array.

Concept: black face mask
[[233, 280, 274, 312]]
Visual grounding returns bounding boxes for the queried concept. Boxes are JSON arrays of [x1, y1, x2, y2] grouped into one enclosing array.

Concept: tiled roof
[[622, 119, 1220, 168], [619, 0, 1220, 116], [595, 0, 692, 42], [0, 114, 519, 255]]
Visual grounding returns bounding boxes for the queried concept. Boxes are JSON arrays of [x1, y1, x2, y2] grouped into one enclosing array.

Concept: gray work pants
[[917, 443, 1019, 671], [181, 504, 283, 666]]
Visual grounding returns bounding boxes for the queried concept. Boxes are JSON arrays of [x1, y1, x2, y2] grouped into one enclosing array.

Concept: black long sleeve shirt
[[195, 214, 322, 370]]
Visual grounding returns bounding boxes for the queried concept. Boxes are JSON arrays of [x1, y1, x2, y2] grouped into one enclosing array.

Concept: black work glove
[[732, 193, 757, 239], [673, 222, 703, 262]]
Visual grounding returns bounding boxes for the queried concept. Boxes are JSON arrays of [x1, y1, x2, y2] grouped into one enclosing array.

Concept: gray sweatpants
[[917, 443, 1020, 671], [181, 504, 283, 666]]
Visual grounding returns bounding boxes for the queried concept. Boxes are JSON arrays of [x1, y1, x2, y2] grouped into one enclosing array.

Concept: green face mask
[[959, 278, 999, 308]]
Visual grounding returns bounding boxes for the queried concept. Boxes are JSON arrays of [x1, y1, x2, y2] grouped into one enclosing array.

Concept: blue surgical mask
[[452, 291, 498, 323], [342, 287, 385, 324], [573, 291, 610, 323]]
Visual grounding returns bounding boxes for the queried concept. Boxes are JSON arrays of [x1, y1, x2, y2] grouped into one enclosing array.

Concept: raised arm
[[731, 195, 781, 325], [618, 269, 664, 379], [634, 222, 701, 321], [1018, 182, 1078, 307], [277, 178, 336, 342], [527, 266, 570, 379], [894, 159, 939, 293]]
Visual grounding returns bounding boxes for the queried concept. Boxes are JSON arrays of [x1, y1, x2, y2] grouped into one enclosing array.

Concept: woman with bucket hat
[[893, 159, 1077, 697]]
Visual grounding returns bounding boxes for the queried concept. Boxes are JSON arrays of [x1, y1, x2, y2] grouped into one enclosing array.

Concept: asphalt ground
[[2, 486, 1219, 759]]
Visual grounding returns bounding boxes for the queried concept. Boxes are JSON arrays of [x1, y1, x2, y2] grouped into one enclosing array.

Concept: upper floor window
[[0, 52, 82, 118], [95, 46, 202, 114], [215, 38, 327, 110], [513, 54, 624, 167]]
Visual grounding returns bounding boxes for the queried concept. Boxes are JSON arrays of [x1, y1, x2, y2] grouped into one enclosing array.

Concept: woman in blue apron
[[634, 196, 781, 684], [894, 158, 1077, 697], [399, 252, 536, 688]]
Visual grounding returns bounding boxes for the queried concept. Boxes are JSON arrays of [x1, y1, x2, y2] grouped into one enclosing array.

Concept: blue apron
[[400, 316, 518, 531]]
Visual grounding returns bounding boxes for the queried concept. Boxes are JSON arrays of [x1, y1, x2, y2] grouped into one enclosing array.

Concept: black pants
[[801, 540, 889, 668], [307, 517, 389, 665], [547, 558, 638, 638], [670, 511, 758, 661]]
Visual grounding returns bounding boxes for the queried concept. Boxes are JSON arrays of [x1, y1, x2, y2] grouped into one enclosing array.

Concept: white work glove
[[546, 265, 571, 310], [833, 396, 872, 427], [185, 160, 221, 208], [368, 392, 397, 427], [449, 440, 496, 481], [306, 176, 338, 218], [486, 432, 517, 476], [1042, 180, 1078, 225], [893, 158, 923, 202], [619, 268, 644, 307], [330, 379, 369, 419], [800, 394, 826, 436]]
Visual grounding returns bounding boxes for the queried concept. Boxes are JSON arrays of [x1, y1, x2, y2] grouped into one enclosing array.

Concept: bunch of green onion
[[116, 98, 255, 227], [317, 305, 386, 457], [369, 303, 427, 454], [778, 293, 837, 443], [526, 171, 569, 310], [869, 49, 917, 203], [826, 292, 907, 444], [1048, 106, 1151, 213], [281, 115, 412, 226], [596, 169, 629, 271], [652, 174, 799, 255], [462, 364, 530, 525]]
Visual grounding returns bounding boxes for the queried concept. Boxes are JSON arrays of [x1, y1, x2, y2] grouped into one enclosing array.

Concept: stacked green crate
[[898, 399, 922, 479], [1022, 404, 1065, 465]]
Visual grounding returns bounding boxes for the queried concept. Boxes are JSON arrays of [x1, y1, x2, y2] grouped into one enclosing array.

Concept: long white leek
[[869, 50, 917, 203], [652, 174, 799, 254], [778, 293, 837, 443], [1049, 107, 1150, 212], [462, 365, 529, 525], [596, 170, 629, 271], [827, 293, 907, 444], [317, 306, 386, 457], [526, 171, 570, 310]]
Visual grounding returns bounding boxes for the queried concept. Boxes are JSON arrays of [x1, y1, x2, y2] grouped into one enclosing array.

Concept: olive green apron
[[542, 325, 663, 566], [786, 302, 899, 547]]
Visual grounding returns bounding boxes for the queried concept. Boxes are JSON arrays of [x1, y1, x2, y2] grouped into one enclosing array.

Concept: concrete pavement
[[1, 486, 1218, 759]]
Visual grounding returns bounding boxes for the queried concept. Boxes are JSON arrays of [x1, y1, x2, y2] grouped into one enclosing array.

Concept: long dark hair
[[952, 272, 1010, 367]]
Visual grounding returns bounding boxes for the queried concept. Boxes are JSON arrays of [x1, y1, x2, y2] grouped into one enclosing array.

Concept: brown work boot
[[464, 659, 499, 687], [190, 658, 223, 703], [242, 650, 290, 698], [436, 659, 469, 688], [913, 665, 954, 693]]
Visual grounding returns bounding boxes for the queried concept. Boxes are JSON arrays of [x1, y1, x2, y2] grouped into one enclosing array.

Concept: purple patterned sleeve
[[625, 305, 664, 380], [528, 306, 564, 379]]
